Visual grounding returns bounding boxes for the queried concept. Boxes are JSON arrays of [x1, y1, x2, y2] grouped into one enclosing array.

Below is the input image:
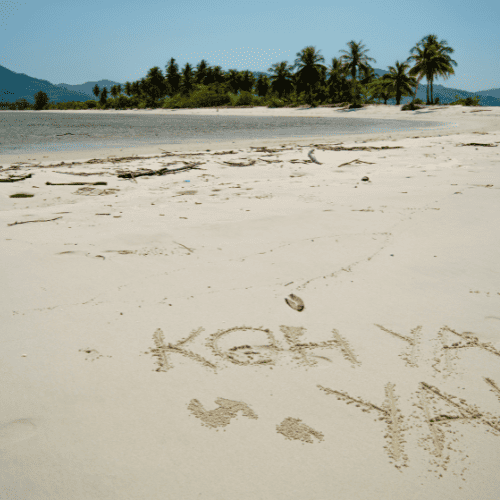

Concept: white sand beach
[[1, 104, 500, 499]]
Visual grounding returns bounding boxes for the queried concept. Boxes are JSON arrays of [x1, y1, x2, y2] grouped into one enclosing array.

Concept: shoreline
[[2, 104, 499, 166]]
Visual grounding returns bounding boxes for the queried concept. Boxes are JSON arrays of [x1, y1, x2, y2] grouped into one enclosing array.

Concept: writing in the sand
[[148, 324, 500, 372], [148, 325, 361, 371], [146, 324, 500, 472]]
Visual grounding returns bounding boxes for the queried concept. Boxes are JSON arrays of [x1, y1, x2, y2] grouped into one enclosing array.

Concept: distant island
[[2, 36, 500, 111]]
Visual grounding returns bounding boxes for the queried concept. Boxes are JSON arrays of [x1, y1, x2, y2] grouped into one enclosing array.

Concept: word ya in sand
[[148, 325, 360, 372]]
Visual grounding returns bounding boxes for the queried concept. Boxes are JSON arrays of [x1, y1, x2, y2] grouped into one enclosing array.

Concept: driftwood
[[308, 149, 321, 164], [337, 158, 375, 168], [312, 144, 402, 151], [117, 162, 204, 179], [249, 146, 294, 153], [0, 173, 32, 183], [222, 160, 256, 167], [457, 143, 497, 147], [8, 216, 62, 226], [258, 158, 283, 163], [46, 181, 107, 186]]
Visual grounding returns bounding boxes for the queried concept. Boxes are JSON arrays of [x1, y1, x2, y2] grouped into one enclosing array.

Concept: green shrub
[[34, 91, 49, 110], [450, 95, 480, 106], [86, 100, 97, 108], [182, 85, 231, 108], [267, 97, 285, 108], [414, 98, 424, 104], [235, 91, 254, 106], [401, 101, 422, 111]]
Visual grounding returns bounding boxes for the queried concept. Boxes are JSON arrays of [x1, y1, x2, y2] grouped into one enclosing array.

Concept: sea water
[[0, 111, 453, 156]]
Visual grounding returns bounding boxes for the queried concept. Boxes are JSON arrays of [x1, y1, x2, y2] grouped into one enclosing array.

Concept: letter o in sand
[[208, 327, 281, 366]]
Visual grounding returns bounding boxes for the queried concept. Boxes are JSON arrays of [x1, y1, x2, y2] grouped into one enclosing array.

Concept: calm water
[[0, 111, 452, 155]]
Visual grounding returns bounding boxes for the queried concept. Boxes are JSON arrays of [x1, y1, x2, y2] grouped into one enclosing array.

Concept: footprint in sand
[[0, 419, 37, 447]]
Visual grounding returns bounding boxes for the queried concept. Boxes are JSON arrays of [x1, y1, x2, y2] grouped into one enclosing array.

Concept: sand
[[1, 104, 500, 499]]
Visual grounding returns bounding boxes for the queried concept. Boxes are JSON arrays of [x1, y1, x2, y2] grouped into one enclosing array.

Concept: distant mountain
[[55, 80, 123, 98], [0, 65, 95, 104], [1, 64, 499, 106], [386, 82, 500, 106], [474, 88, 500, 99]]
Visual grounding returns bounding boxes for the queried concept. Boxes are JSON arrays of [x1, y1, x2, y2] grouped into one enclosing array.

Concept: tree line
[[1, 35, 478, 111]]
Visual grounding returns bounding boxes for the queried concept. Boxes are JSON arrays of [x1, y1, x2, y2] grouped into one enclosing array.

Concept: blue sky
[[1, 0, 499, 91]]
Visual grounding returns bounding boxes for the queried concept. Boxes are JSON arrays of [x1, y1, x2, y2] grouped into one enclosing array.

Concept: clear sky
[[1, 0, 499, 91]]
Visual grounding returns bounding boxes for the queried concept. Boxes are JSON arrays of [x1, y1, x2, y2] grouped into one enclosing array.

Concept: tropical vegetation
[[0, 35, 469, 111]]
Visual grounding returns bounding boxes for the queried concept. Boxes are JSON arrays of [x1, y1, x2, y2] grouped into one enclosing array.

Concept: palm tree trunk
[[430, 78, 434, 104], [413, 77, 423, 103]]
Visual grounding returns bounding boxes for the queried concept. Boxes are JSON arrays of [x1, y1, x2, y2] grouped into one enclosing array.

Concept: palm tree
[[255, 74, 271, 97], [116, 84, 122, 95], [382, 61, 418, 105], [367, 75, 396, 104], [194, 59, 209, 85], [326, 57, 350, 103], [406, 45, 430, 103], [224, 69, 241, 94], [419, 34, 457, 104], [165, 58, 181, 96], [407, 34, 457, 104], [180, 62, 195, 95], [131, 81, 141, 97], [99, 87, 108, 106], [292, 46, 327, 104], [239, 70, 256, 93], [124, 82, 132, 96], [212, 66, 226, 88], [110, 85, 119, 99], [145, 66, 166, 105], [92, 84, 100, 100], [339, 40, 376, 82], [267, 61, 295, 99]]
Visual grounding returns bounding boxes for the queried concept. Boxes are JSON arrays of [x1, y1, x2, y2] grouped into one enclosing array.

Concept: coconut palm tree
[[194, 59, 209, 85], [382, 61, 418, 105], [239, 70, 256, 93], [267, 61, 295, 99], [224, 69, 241, 94], [124, 82, 132, 96], [367, 75, 396, 104], [145, 66, 166, 105], [255, 74, 271, 98], [92, 84, 100, 100], [110, 85, 119, 99], [180, 63, 195, 95], [165, 58, 181, 96], [131, 81, 141, 97], [326, 57, 350, 103], [99, 87, 108, 106], [212, 66, 226, 87], [339, 40, 376, 82], [407, 35, 457, 104], [418, 34, 457, 104], [292, 46, 327, 104], [406, 45, 431, 103]]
